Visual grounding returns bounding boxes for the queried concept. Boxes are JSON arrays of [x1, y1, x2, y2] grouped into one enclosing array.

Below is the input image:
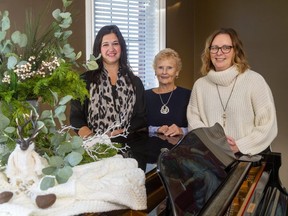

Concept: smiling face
[[100, 33, 121, 67], [155, 57, 179, 87], [210, 33, 234, 71]]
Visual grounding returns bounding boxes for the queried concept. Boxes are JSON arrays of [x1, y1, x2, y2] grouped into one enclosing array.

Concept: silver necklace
[[216, 76, 238, 127], [159, 88, 174, 114]]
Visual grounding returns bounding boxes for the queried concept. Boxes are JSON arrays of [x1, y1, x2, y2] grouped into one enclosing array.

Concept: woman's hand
[[78, 126, 94, 138], [157, 133, 183, 145], [110, 129, 124, 137], [157, 125, 169, 134], [226, 135, 239, 153], [157, 124, 183, 137]]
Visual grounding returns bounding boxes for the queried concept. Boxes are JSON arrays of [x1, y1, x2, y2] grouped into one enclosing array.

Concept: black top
[[145, 86, 191, 127]]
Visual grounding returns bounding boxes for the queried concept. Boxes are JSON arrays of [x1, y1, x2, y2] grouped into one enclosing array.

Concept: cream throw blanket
[[0, 155, 147, 216]]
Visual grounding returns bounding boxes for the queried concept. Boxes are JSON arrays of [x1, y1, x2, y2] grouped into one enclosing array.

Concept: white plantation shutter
[[86, 0, 166, 89]]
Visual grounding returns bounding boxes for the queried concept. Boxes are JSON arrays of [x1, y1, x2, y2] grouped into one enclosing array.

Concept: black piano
[[83, 124, 287, 215], [157, 123, 288, 216]]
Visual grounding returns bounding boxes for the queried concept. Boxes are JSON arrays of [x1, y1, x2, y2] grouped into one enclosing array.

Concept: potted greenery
[[0, 0, 90, 189], [0, 0, 121, 190]]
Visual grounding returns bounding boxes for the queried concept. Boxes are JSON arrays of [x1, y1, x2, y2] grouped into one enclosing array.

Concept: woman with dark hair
[[187, 28, 277, 155], [70, 25, 147, 138]]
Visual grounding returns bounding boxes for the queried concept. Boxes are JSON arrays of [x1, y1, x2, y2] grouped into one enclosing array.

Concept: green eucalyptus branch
[[0, 0, 123, 192]]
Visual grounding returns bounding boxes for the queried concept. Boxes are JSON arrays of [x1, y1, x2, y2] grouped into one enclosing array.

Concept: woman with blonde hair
[[187, 28, 277, 155], [146, 48, 191, 138]]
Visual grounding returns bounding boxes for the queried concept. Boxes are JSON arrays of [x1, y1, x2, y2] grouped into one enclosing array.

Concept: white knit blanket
[[0, 155, 147, 216]]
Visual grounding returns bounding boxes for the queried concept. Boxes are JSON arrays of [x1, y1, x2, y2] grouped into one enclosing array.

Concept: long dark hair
[[91, 25, 134, 85]]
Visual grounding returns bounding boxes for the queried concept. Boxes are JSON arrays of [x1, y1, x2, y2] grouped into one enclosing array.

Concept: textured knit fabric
[[70, 68, 147, 134], [0, 155, 147, 216], [187, 65, 277, 155], [145, 86, 191, 133]]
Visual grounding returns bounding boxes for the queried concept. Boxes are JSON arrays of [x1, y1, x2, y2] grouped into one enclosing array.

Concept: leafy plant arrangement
[[41, 116, 128, 190], [81, 122, 130, 162], [0, 0, 124, 190], [0, 93, 85, 190], [0, 0, 88, 152], [0, 1, 86, 104]]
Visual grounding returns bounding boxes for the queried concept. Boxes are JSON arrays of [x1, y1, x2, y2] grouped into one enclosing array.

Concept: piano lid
[[156, 123, 253, 216], [191, 123, 236, 166]]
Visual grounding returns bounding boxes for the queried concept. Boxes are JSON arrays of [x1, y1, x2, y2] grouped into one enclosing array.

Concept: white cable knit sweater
[[187, 66, 277, 155], [0, 155, 147, 216]]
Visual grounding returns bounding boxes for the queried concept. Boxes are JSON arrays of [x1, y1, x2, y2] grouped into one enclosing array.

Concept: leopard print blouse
[[87, 69, 135, 134]]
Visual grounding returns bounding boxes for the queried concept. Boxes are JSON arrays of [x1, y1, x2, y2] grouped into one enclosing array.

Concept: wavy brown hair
[[201, 28, 250, 75]]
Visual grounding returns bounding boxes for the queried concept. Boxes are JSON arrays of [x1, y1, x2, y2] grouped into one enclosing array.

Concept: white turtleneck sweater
[[187, 66, 277, 155]]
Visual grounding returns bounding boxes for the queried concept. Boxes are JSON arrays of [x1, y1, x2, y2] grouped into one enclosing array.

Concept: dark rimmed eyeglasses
[[209, 45, 233, 54]]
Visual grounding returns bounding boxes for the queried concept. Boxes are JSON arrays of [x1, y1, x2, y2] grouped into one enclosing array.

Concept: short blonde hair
[[153, 48, 182, 72]]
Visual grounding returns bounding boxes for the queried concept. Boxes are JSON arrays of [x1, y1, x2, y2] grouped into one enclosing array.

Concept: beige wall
[[166, 0, 195, 89], [167, 0, 288, 189]]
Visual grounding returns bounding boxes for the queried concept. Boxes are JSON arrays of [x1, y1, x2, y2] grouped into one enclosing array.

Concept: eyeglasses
[[209, 45, 233, 54]]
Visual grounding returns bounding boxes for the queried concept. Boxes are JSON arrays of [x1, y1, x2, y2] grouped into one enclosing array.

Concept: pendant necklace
[[159, 87, 175, 114], [216, 75, 238, 127]]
